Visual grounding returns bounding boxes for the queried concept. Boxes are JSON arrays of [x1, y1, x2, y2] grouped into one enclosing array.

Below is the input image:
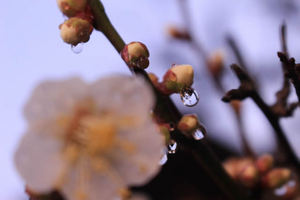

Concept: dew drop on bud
[[193, 129, 205, 140], [180, 88, 199, 107], [71, 43, 84, 54], [168, 140, 177, 154]]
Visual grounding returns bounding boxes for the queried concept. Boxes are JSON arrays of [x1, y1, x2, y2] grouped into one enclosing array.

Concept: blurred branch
[[222, 64, 299, 169], [88, 0, 250, 199]]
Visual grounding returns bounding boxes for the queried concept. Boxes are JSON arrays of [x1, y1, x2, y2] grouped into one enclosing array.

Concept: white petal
[[90, 75, 154, 120], [14, 123, 66, 193], [112, 119, 164, 186], [24, 77, 88, 123], [61, 158, 124, 200]]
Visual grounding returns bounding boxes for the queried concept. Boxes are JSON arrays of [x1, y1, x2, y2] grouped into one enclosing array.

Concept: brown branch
[[222, 64, 299, 168], [88, 0, 251, 199]]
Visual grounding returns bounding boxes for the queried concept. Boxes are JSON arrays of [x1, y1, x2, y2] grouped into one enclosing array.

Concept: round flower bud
[[60, 17, 93, 46], [162, 64, 194, 94], [57, 0, 87, 17], [262, 168, 291, 189], [121, 42, 150, 69], [255, 154, 274, 174], [207, 51, 224, 78], [178, 114, 198, 134], [238, 163, 259, 188]]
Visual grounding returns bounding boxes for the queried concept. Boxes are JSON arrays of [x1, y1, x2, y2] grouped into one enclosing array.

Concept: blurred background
[[1, 0, 300, 199]]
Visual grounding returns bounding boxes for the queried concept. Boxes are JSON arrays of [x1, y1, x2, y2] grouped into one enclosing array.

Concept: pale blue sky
[[1, 0, 300, 199]]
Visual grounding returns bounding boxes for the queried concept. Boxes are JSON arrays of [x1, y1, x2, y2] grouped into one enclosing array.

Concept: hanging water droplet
[[71, 43, 84, 54], [168, 140, 177, 154], [193, 129, 205, 140], [159, 153, 168, 165], [180, 88, 199, 107]]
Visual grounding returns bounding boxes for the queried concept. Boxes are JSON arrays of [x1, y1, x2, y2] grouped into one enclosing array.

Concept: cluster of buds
[[57, 0, 94, 46], [223, 154, 297, 195], [148, 64, 194, 95], [121, 42, 150, 69]]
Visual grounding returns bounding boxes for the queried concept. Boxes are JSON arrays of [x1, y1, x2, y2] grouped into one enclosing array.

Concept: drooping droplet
[[193, 129, 205, 140], [71, 43, 84, 54], [180, 88, 199, 107], [168, 140, 177, 154], [159, 153, 168, 165]]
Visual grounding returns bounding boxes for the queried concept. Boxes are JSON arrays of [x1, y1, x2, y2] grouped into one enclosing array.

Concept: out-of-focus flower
[[206, 51, 224, 78], [15, 75, 164, 200], [255, 154, 274, 174], [262, 168, 292, 189], [166, 25, 191, 41], [60, 17, 93, 46], [57, 0, 87, 17], [121, 42, 150, 69], [162, 64, 194, 94]]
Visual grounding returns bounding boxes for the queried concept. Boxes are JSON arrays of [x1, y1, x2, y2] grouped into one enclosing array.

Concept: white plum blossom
[[15, 75, 164, 200]]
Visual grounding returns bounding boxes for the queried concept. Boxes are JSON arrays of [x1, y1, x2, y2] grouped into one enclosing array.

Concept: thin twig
[[88, 0, 251, 199], [222, 64, 299, 168]]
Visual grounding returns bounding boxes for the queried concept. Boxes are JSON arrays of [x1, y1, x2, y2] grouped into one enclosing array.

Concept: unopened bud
[[167, 25, 191, 41], [262, 168, 291, 189], [238, 164, 259, 188], [223, 157, 254, 179], [60, 17, 93, 46], [57, 0, 87, 17], [121, 42, 149, 69], [207, 51, 224, 78], [255, 154, 274, 174], [162, 64, 194, 94], [178, 114, 198, 134]]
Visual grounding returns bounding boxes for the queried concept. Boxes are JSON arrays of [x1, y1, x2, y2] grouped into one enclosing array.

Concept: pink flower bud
[[121, 42, 150, 69], [162, 64, 194, 94], [178, 114, 199, 134], [262, 168, 291, 189], [57, 0, 87, 17], [238, 163, 259, 188], [255, 154, 274, 174], [60, 17, 93, 46]]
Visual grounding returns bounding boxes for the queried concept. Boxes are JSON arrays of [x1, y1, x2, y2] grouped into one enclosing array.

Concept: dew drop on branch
[[193, 129, 205, 140], [71, 43, 84, 54], [180, 88, 199, 107], [168, 140, 177, 154]]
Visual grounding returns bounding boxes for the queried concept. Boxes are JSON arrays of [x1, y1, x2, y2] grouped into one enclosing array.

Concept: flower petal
[[112, 119, 164, 186], [24, 77, 88, 123], [90, 75, 154, 122], [61, 158, 124, 200], [14, 123, 66, 193]]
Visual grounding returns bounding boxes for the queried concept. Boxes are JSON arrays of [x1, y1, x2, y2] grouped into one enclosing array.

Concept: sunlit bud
[[223, 157, 253, 179], [223, 159, 239, 179], [207, 51, 224, 78], [167, 25, 191, 41], [262, 168, 291, 189], [178, 114, 198, 134], [57, 0, 87, 17], [255, 154, 274, 174], [230, 100, 242, 115], [162, 64, 194, 94], [60, 17, 93, 46], [238, 163, 259, 188], [121, 42, 150, 69]]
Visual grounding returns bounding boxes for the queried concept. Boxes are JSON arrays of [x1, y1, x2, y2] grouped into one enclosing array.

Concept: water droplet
[[71, 43, 84, 54], [159, 153, 168, 165], [168, 140, 177, 154], [180, 88, 199, 107], [193, 129, 205, 140]]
